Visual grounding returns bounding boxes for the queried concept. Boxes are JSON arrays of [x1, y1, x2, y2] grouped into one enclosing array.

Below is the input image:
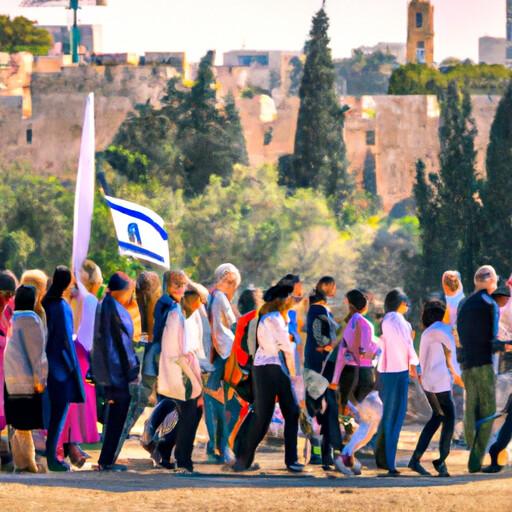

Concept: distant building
[[38, 24, 103, 55], [406, 0, 434, 66], [478, 1, 512, 66], [354, 42, 406, 64], [479, 36, 507, 65], [223, 50, 300, 92]]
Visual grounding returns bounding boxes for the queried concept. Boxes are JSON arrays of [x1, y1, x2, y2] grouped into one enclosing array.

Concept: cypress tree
[[179, 50, 238, 195], [436, 81, 482, 288], [413, 159, 442, 292], [291, 5, 351, 204], [481, 81, 512, 276], [224, 91, 249, 166]]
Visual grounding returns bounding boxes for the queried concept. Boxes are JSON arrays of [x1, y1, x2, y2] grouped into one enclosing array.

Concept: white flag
[[104, 195, 170, 269], [72, 93, 95, 275]]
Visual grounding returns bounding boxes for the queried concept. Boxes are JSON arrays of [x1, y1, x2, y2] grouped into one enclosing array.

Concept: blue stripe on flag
[[118, 241, 165, 263], [105, 198, 168, 241]]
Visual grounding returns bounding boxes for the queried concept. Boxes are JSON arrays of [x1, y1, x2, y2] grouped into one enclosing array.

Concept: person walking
[[304, 277, 348, 474], [91, 272, 140, 471], [457, 265, 499, 473], [4, 285, 48, 473], [408, 300, 463, 477], [42, 266, 85, 472], [204, 263, 241, 464], [140, 270, 188, 469], [157, 285, 203, 473], [233, 283, 303, 472], [59, 260, 102, 467], [331, 289, 380, 475], [375, 289, 419, 477]]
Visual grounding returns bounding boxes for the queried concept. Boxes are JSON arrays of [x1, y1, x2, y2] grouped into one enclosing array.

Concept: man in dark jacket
[[457, 265, 499, 473]]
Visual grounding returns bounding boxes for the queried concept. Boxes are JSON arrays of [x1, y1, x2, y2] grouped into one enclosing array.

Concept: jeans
[[46, 378, 70, 465], [489, 394, 512, 466], [412, 390, 455, 463], [204, 393, 228, 456], [462, 364, 496, 472], [375, 371, 409, 471], [237, 364, 299, 469], [98, 386, 131, 466]]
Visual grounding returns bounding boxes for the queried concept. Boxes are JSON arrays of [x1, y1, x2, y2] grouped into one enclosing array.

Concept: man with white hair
[[457, 265, 499, 473], [204, 263, 241, 464]]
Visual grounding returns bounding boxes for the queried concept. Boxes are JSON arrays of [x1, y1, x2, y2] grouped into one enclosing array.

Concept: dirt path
[[0, 436, 511, 512]]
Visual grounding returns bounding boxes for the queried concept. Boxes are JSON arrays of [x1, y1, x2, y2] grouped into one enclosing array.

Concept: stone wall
[[0, 61, 501, 211]]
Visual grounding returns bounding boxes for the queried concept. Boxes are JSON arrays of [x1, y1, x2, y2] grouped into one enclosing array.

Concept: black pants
[[317, 388, 343, 464], [98, 386, 131, 466], [412, 390, 455, 463], [338, 366, 376, 408], [489, 394, 512, 466], [237, 364, 299, 468], [174, 398, 202, 471]]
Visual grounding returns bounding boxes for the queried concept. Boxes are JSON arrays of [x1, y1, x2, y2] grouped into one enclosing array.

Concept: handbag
[[4, 330, 44, 430], [304, 349, 335, 400]]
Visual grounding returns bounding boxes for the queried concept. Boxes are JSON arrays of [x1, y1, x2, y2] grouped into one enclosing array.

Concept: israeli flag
[[104, 195, 170, 269]]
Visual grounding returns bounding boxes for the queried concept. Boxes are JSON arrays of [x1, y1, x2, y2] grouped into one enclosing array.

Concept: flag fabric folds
[[104, 195, 170, 269], [72, 92, 96, 275]]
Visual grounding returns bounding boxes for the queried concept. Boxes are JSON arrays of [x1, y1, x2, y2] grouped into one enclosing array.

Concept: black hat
[[108, 272, 132, 292], [492, 287, 511, 298]]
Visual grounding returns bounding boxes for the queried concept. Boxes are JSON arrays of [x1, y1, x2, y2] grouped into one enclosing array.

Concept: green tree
[[388, 62, 512, 95], [437, 82, 482, 287], [107, 101, 183, 188], [481, 81, 512, 276], [335, 50, 399, 95], [412, 159, 443, 293], [0, 15, 51, 55], [224, 92, 249, 166], [410, 84, 482, 295], [290, 6, 351, 219]]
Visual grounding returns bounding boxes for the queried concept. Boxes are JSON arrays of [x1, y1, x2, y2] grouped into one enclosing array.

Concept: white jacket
[[158, 306, 202, 401]]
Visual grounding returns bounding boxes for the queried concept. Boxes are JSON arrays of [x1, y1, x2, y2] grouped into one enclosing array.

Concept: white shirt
[[378, 312, 419, 373], [419, 321, 454, 393], [254, 311, 294, 367], [444, 291, 464, 375], [445, 290, 464, 328], [209, 290, 237, 360]]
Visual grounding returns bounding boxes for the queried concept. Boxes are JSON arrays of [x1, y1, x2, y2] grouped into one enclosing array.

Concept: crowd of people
[[0, 260, 511, 477]]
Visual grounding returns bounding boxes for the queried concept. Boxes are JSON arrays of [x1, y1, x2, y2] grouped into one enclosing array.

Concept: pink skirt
[[59, 341, 100, 444]]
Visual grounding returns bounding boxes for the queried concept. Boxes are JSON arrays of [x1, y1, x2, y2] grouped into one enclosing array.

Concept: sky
[[0, 0, 506, 63]]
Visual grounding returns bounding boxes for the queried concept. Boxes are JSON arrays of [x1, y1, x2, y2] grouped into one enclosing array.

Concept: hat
[[492, 287, 511, 298]]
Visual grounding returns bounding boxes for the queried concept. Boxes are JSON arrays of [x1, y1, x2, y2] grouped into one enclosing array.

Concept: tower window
[[416, 12, 423, 28], [26, 127, 32, 144], [416, 41, 426, 64], [366, 130, 375, 146]]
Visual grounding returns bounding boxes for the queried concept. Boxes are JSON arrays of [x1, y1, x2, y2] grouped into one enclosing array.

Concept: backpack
[[223, 310, 257, 403]]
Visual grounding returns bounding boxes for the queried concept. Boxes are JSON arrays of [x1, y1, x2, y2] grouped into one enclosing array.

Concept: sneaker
[[408, 458, 432, 476], [378, 469, 401, 478], [47, 459, 71, 472], [433, 459, 450, 477], [174, 466, 195, 475], [159, 460, 176, 470], [223, 447, 236, 466], [333, 455, 353, 476], [481, 464, 502, 474], [287, 462, 305, 473], [97, 463, 128, 472], [351, 458, 362, 476]]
